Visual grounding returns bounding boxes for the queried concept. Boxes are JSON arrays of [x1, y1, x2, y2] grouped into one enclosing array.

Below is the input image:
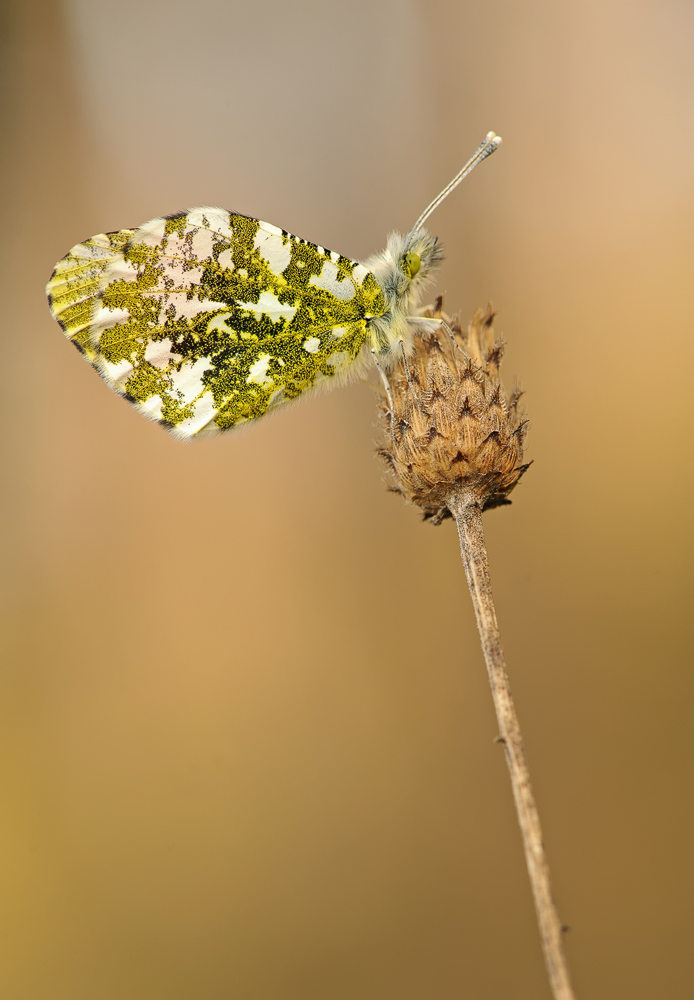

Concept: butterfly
[[46, 133, 500, 439]]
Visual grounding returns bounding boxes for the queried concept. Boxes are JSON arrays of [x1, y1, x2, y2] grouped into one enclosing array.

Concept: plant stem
[[447, 488, 576, 1000]]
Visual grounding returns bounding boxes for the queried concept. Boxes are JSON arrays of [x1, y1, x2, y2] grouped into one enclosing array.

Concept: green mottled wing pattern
[[46, 208, 387, 437], [47, 229, 135, 361]]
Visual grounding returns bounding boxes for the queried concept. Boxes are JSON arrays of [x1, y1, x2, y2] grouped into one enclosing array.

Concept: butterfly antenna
[[408, 131, 502, 244]]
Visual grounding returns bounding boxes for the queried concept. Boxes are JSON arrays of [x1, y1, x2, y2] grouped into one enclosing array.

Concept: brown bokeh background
[[1, 1, 693, 997]]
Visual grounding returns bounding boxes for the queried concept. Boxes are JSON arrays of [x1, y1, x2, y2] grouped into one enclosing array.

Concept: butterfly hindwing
[[47, 208, 387, 437], [46, 229, 135, 361]]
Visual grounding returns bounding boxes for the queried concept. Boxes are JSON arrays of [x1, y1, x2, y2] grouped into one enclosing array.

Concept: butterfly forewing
[[47, 208, 387, 437]]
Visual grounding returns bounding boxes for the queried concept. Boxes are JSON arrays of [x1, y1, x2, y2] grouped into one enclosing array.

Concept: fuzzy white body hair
[[362, 228, 443, 366]]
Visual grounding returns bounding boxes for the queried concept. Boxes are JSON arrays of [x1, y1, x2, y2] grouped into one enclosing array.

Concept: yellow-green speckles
[[46, 208, 387, 438], [46, 230, 135, 359]]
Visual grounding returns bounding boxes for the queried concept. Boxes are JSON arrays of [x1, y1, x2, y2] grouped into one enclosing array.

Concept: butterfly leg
[[397, 338, 424, 412], [370, 348, 396, 441], [439, 318, 466, 356], [407, 314, 464, 356]]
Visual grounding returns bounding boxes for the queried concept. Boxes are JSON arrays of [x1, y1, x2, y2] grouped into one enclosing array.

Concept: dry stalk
[[378, 302, 576, 1000]]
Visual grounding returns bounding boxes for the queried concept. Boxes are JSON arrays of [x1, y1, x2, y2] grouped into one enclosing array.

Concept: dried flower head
[[378, 301, 530, 523]]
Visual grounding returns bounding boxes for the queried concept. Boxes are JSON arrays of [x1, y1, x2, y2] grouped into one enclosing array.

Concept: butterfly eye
[[405, 252, 421, 278]]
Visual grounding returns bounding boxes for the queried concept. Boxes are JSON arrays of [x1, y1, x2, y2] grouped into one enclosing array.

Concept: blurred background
[[1, 1, 693, 997]]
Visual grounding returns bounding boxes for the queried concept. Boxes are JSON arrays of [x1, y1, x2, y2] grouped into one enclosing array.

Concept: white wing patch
[[144, 337, 178, 369], [254, 223, 292, 273], [309, 260, 355, 300], [247, 354, 274, 386], [240, 291, 297, 324]]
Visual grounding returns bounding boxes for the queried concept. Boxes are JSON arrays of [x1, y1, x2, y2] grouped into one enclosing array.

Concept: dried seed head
[[378, 302, 530, 523]]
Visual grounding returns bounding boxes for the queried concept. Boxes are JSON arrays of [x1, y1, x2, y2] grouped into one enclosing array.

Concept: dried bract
[[378, 303, 530, 522]]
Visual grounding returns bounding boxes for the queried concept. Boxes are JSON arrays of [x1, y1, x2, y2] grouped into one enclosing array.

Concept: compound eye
[[405, 252, 421, 278]]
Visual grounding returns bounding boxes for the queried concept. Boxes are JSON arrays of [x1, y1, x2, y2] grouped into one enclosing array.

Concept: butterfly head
[[401, 227, 443, 284], [365, 227, 442, 311]]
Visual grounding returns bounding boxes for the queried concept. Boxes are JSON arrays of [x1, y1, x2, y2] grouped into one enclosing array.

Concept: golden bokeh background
[[1, 1, 693, 997]]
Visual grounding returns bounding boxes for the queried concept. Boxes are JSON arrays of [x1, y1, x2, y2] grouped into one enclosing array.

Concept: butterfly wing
[[46, 208, 387, 437], [47, 228, 136, 361]]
